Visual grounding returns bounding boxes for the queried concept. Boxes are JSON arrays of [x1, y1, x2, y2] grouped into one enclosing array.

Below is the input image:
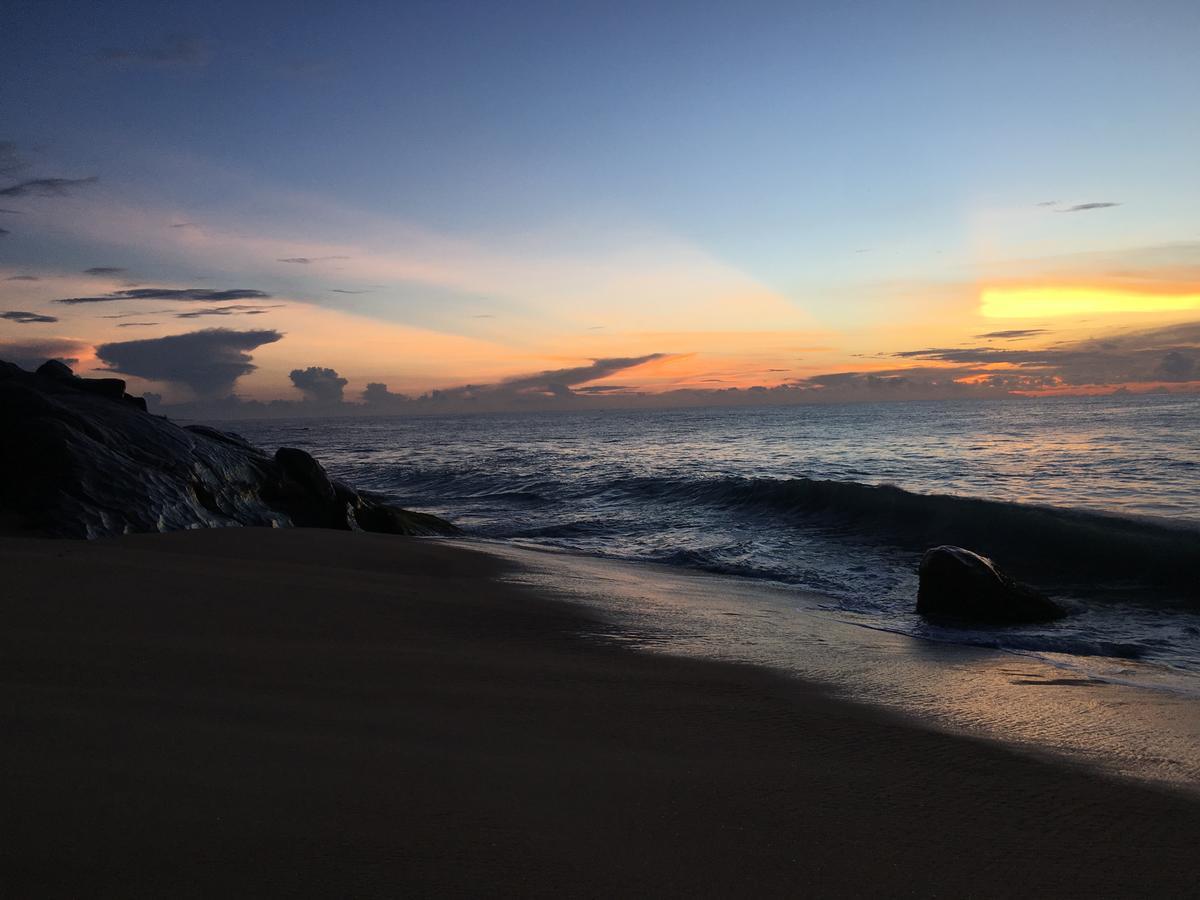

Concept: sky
[[2, 0, 1199, 414]]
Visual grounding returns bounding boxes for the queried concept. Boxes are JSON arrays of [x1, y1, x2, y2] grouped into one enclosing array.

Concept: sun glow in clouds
[[980, 286, 1200, 319]]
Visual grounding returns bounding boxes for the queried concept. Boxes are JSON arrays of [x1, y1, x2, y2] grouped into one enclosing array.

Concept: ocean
[[216, 393, 1200, 695]]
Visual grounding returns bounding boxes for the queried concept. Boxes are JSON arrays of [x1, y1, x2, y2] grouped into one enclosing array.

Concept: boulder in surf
[[917, 545, 1065, 624]]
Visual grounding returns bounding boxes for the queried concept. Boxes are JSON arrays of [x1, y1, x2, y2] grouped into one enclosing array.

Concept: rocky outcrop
[[0, 359, 457, 539], [917, 545, 1065, 624]]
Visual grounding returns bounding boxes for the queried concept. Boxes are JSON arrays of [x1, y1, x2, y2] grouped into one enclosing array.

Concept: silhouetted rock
[[917, 545, 1065, 624], [36, 359, 75, 380], [0, 358, 457, 539], [76, 377, 127, 400], [275, 447, 337, 503]]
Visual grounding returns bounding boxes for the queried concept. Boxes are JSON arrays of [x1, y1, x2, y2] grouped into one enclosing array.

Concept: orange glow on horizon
[[1011, 380, 1200, 397], [980, 285, 1200, 319]]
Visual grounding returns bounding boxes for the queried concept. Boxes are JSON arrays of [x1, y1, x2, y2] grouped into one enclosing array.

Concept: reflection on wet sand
[[483, 540, 1200, 792]]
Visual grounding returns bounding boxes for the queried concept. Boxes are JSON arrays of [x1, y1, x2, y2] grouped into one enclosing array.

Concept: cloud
[[0, 338, 88, 370], [174, 304, 283, 319], [290, 366, 348, 403], [1060, 202, 1120, 213], [575, 384, 633, 394], [0, 208, 21, 214], [330, 288, 371, 294], [5, 275, 38, 281], [361, 382, 405, 406], [361, 353, 668, 411], [492, 354, 667, 397], [1156, 349, 1195, 382], [55, 287, 270, 305], [974, 329, 1049, 340], [277, 256, 350, 264], [116, 322, 157, 328], [83, 266, 126, 276], [1, 310, 58, 324], [0, 176, 98, 198], [95, 328, 283, 397], [885, 321, 1200, 388], [100, 309, 174, 319], [0, 227, 8, 237], [99, 35, 208, 67]]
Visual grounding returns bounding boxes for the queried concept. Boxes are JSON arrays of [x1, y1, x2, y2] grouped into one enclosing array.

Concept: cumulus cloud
[[99, 35, 208, 67], [1, 310, 58, 324], [83, 266, 126, 276], [55, 287, 270, 305], [0, 338, 88, 371], [361, 382, 406, 406], [95, 328, 282, 397], [290, 366, 348, 403]]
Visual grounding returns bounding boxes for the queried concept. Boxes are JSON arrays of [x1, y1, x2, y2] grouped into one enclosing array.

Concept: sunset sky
[[2, 0, 1199, 412]]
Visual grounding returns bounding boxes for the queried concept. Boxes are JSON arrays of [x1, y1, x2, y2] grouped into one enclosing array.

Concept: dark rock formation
[[0, 358, 457, 539], [917, 545, 1065, 624]]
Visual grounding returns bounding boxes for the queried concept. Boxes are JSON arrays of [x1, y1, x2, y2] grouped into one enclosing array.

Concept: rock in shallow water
[[917, 545, 1066, 625], [0, 358, 457, 539]]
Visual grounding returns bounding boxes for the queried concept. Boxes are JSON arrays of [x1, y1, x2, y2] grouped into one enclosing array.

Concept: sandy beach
[[2, 528, 1199, 898]]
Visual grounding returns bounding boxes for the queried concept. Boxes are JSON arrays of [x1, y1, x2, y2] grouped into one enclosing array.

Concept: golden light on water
[[980, 286, 1200, 319]]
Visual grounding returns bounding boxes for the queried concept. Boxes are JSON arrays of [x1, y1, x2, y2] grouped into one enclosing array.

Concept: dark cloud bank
[[95, 328, 282, 398], [141, 321, 1200, 419], [6, 321, 1198, 418]]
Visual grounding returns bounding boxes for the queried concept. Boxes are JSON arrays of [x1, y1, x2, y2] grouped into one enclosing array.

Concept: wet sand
[[2, 528, 1198, 897]]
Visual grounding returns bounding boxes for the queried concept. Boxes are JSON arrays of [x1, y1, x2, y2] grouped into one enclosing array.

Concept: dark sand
[[2, 528, 1198, 898]]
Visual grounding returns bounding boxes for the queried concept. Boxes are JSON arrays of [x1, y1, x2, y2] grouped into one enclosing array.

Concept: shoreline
[[480, 538, 1200, 791], [2, 528, 1199, 896]]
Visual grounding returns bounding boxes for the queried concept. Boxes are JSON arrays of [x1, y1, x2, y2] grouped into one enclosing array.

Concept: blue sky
[[2, 0, 1199, 408]]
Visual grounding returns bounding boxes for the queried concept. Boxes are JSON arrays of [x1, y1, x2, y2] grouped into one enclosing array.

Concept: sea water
[[215, 393, 1200, 694]]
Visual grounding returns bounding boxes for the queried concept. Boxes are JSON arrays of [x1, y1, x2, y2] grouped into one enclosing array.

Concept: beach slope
[[1, 528, 1197, 897]]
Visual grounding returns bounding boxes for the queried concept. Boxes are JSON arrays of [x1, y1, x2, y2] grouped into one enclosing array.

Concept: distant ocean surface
[[214, 394, 1200, 692]]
